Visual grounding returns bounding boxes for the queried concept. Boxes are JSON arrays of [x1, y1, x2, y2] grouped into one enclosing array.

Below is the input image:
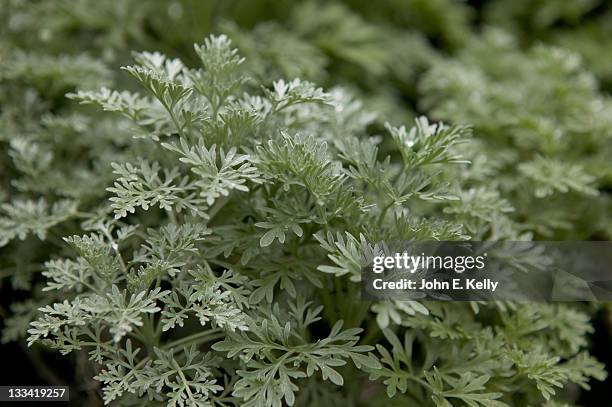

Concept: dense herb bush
[[1, 1, 612, 406], [420, 29, 612, 239], [220, 1, 436, 124]]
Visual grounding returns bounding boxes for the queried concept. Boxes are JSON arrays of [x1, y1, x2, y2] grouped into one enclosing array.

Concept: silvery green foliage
[[220, 1, 436, 125], [421, 29, 612, 240], [20, 35, 605, 407]]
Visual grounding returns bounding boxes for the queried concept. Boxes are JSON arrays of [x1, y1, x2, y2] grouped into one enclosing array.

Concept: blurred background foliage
[[7, 0, 608, 242], [2, 0, 612, 404], [4, 0, 612, 116]]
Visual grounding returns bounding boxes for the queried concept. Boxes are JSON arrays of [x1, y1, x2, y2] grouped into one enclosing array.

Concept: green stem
[[334, 277, 347, 322], [164, 101, 187, 139], [318, 278, 338, 323], [208, 196, 230, 221], [164, 328, 225, 350], [378, 201, 395, 224], [360, 318, 382, 346], [140, 314, 158, 354]]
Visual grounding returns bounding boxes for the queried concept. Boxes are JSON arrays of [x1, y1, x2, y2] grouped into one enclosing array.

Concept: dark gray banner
[[361, 241, 612, 301], [0, 386, 69, 402]]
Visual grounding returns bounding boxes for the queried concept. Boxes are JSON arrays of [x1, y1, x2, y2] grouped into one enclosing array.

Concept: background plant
[[1, 1, 612, 406]]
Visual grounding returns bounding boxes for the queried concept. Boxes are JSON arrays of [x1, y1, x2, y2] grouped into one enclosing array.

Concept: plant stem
[[360, 318, 382, 345], [164, 328, 225, 350], [378, 201, 395, 223]]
